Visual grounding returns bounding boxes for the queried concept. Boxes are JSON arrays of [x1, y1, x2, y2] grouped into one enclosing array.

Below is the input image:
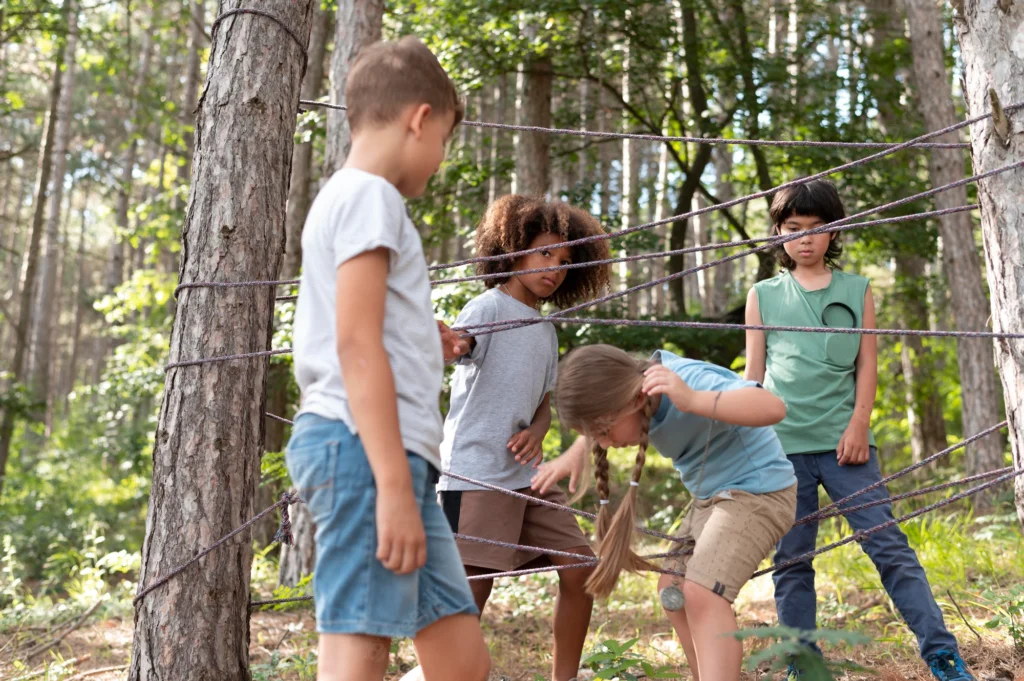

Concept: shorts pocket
[[285, 439, 338, 522]]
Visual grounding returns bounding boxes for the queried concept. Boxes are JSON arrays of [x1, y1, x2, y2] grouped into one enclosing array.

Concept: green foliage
[[580, 637, 679, 680], [732, 626, 871, 680], [977, 585, 1024, 653]]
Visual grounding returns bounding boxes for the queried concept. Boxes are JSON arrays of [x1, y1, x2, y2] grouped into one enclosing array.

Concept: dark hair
[[346, 36, 464, 134], [769, 179, 845, 270], [473, 195, 611, 308]]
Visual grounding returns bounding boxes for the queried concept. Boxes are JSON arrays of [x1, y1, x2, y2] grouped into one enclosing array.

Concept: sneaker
[[926, 650, 976, 681], [785, 661, 801, 680]]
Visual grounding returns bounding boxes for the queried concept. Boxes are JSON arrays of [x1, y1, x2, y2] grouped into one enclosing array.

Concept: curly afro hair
[[474, 195, 612, 308]]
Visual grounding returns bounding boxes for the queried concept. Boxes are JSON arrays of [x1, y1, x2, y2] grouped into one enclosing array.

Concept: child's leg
[[772, 454, 825, 647], [657, 574, 701, 681], [819, 448, 959, 660], [318, 634, 391, 681], [550, 551, 595, 681], [413, 612, 490, 681], [465, 567, 495, 612], [520, 488, 597, 681], [682, 580, 742, 681]]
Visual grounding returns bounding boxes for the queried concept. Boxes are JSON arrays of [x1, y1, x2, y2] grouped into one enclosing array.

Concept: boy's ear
[[408, 103, 433, 138]]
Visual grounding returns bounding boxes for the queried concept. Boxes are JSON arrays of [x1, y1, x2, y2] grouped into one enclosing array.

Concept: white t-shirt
[[293, 168, 444, 468]]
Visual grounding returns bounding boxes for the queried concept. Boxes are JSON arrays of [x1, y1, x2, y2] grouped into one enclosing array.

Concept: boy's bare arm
[[336, 248, 425, 575], [744, 288, 767, 384], [838, 285, 877, 465], [510, 393, 551, 467]]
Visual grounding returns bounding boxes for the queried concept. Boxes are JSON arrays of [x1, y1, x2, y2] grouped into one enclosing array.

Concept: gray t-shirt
[[437, 288, 558, 491], [293, 168, 444, 469]]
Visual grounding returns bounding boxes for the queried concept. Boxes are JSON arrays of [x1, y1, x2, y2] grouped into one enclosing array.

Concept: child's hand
[[509, 427, 544, 468], [375, 485, 427, 574], [837, 418, 871, 466], [531, 450, 584, 495], [437, 320, 470, 362], [642, 365, 695, 412]]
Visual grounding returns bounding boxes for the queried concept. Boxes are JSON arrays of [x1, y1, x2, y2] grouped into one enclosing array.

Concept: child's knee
[[558, 563, 595, 596], [682, 579, 727, 612], [460, 641, 491, 681]]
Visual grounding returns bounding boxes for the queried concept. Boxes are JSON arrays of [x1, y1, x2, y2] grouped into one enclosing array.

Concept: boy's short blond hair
[[346, 36, 464, 133]]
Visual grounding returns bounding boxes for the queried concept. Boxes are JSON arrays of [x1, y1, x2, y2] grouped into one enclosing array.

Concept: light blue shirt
[[647, 351, 796, 499]]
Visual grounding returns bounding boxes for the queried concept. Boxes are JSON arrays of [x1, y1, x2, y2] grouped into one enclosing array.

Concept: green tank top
[[753, 270, 875, 455]]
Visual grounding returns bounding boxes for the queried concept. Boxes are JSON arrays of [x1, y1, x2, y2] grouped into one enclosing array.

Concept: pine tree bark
[[322, 0, 383, 177], [904, 0, 1004, 510], [954, 0, 1024, 528], [0, 33, 65, 494], [27, 0, 77, 443], [128, 2, 314, 679]]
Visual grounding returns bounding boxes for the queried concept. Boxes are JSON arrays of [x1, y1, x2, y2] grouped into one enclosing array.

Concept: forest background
[[1, 0, 1023, 679]]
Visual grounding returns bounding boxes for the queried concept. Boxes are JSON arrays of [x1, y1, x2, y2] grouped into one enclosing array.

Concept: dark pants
[[772, 448, 958, 660]]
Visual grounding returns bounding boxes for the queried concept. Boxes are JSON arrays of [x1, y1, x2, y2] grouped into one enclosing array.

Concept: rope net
[[134, 72, 1024, 612]]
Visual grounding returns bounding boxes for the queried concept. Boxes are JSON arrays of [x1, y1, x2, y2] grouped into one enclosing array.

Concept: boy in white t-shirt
[[287, 37, 489, 681]]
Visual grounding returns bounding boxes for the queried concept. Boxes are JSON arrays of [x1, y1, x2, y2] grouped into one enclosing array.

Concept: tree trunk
[[896, 255, 948, 466], [172, 0, 205, 212], [65, 195, 89, 413], [128, 3, 314, 680], [512, 38, 552, 198], [620, 33, 641, 315], [322, 0, 384, 178], [712, 147, 735, 313], [905, 0, 1004, 511], [487, 76, 507, 205], [954, 0, 1024, 528], [27, 0, 77, 445], [0, 34, 65, 494], [283, 2, 330, 282]]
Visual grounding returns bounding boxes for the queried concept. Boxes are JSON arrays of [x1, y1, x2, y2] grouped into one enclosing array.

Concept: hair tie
[[629, 480, 639, 487], [599, 499, 610, 505]]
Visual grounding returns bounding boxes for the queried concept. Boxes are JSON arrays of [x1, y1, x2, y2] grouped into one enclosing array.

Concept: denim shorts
[[285, 413, 479, 637]]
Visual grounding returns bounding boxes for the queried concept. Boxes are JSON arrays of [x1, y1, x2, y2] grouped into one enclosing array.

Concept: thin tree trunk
[[905, 0, 1004, 511], [620, 31, 641, 315], [128, 3, 314, 679], [896, 255, 948, 465], [712, 147, 735, 313], [65, 194, 89, 413], [0, 33, 65, 494], [282, 1, 331, 280], [513, 29, 552, 198], [28, 1, 78, 444], [954, 0, 1024, 528], [323, 0, 384, 178], [487, 75, 507, 205]]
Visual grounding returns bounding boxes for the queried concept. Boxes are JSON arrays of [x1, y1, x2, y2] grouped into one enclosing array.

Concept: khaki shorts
[[439, 486, 592, 572], [664, 484, 797, 603]]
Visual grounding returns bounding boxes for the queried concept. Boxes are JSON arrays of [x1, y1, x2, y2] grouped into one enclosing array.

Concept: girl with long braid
[[532, 345, 797, 681]]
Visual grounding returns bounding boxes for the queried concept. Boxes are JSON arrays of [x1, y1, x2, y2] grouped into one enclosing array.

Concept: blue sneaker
[[785, 661, 801, 680], [926, 650, 976, 681]]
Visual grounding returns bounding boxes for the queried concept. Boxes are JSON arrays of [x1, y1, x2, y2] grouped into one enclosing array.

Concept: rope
[[754, 466, 1024, 578], [211, 9, 308, 66], [797, 420, 1007, 524], [428, 100, 1024, 272], [133, 492, 298, 607], [799, 466, 1013, 524], [459, 159, 1024, 338], [177, 203, 978, 298], [455, 318, 1024, 340], [296, 99, 969, 149]]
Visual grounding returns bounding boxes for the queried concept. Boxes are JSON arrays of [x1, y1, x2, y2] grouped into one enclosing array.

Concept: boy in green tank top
[[744, 179, 974, 681]]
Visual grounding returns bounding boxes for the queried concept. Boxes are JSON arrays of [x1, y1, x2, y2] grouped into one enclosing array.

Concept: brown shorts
[[664, 484, 797, 603], [439, 486, 592, 572]]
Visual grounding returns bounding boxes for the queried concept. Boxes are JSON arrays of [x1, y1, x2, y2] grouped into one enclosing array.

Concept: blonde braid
[[593, 441, 612, 542]]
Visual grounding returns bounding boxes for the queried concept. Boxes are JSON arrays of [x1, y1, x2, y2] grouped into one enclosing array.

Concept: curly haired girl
[[435, 194, 611, 681], [533, 344, 797, 681]]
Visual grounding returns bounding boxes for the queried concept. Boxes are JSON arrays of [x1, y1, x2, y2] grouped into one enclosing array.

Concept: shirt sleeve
[[543, 326, 558, 394], [678, 361, 762, 394], [454, 294, 497, 365], [330, 177, 406, 270]]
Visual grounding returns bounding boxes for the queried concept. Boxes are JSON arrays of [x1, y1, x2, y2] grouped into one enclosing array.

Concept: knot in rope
[[273, 491, 298, 546]]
